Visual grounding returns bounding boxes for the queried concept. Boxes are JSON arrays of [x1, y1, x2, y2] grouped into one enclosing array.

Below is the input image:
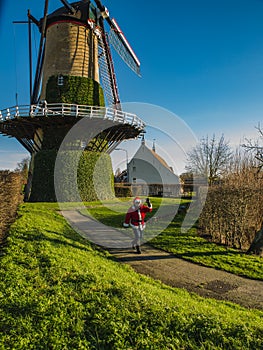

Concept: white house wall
[[128, 144, 179, 186]]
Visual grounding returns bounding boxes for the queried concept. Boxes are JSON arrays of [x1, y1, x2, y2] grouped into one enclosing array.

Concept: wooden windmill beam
[[59, 0, 76, 14], [27, 13, 40, 26], [28, 10, 33, 101], [31, 0, 49, 104], [98, 18, 121, 110]]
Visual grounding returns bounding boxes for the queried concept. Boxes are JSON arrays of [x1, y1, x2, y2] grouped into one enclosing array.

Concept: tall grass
[[0, 203, 263, 349]]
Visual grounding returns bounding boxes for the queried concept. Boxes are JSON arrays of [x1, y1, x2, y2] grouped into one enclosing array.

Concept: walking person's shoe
[[136, 245, 141, 254]]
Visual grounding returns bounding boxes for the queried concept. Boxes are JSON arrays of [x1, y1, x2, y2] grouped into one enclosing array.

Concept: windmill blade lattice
[[97, 33, 121, 109], [108, 19, 141, 77]]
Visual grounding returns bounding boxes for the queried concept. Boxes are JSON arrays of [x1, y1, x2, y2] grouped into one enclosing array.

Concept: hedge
[[0, 172, 24, 246], [46, 75, 105, 106], [114, 185, 132, 198], [29, 150, 114, 202]]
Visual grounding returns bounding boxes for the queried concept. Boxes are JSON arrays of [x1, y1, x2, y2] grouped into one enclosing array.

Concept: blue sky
[[0, 0, 263, 173]]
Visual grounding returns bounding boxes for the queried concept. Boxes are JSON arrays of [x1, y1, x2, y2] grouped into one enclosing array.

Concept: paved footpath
[[63, 210, 263, 310]]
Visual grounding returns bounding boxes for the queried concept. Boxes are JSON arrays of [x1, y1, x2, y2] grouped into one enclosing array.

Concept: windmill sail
[[97, 29, 121, 109], [108, 18, 141, 77]]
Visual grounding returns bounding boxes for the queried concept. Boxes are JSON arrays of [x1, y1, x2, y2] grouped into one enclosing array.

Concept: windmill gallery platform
[[0, 103, 145, 154]]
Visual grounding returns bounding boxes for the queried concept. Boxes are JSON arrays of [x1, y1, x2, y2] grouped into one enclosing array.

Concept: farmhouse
[[127, 139, 180, 197]]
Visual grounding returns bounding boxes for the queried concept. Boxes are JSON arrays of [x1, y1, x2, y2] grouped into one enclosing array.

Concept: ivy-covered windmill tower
[[0, 0, 144, 201]]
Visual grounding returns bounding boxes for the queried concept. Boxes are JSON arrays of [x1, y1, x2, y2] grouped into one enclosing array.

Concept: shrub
[[199, 162, 263, 250], [29, 150, 114, 202], [114, 184, 132, 198], [0, 171, 24, 246]]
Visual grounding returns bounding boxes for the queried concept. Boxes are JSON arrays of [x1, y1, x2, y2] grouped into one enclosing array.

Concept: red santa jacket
[[124, 203, 152, 229]]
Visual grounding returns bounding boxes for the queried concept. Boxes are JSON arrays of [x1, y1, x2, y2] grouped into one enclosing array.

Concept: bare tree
[[185, 134, 233, 185], [242, 124, 263, 171], [15, 157, 30, 180], [243, 124, 263, 256], [115, 167, 121, 178]]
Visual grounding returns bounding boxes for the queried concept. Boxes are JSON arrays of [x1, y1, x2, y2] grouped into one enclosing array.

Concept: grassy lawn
[[81, 197, 263, 280], [0, 203, 263, 349], [81, 197, 182, 229]]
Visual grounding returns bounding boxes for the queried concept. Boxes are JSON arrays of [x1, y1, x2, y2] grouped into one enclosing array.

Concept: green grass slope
[[0, 203, 263, 349]]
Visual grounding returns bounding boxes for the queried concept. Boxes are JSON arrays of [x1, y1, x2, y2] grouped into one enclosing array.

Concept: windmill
[[0, 0, 145, 201]]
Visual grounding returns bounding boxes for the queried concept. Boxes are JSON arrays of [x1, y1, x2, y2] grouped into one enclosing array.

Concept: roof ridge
[[142, 144, 173, 172]]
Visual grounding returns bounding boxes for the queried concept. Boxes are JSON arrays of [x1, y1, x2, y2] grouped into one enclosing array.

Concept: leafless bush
[[0, 171, 24, 247], [199, 151, 263, 250]]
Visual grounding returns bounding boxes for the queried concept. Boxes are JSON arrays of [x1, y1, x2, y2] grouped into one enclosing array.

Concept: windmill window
[[58, 75, 64, 86], [133, 166, 136, 172]]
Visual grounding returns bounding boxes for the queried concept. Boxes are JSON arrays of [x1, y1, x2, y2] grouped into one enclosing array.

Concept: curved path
[[63, 210, 263, 310]]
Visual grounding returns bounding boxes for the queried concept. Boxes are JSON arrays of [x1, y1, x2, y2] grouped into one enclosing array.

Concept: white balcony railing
[[0, 103, 145, 129]]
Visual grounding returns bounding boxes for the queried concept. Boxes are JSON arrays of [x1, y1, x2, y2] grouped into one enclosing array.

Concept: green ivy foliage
[[31, 75, 109, 201], [41, 126, 72, 150], [29, 150, 114, 202], [46, 75, 105, 106], [29, 151, 57, 202], [78, 151, 115, 201]]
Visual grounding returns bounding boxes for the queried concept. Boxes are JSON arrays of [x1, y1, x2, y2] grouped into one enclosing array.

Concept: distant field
[[1, 202, 262, 349]]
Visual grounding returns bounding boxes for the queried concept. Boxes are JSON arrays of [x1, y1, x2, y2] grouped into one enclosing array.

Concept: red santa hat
[[133, 197, 141, 205]]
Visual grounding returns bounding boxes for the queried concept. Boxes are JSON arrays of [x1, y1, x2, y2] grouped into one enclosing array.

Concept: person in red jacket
[[123, 197, 152, 254]]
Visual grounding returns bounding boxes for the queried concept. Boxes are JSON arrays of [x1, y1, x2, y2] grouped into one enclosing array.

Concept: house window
[[133, 166, 136, 172], [57, 75, 64, 86], [133, 178, 136, 183]]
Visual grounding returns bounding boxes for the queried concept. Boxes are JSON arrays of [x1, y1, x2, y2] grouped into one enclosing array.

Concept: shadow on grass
[[16, 228, 94, 254], [152, 240, 242, 258], [110, 254, 177, 263], [174, 250, 241, 258], [107, 248, 176, 263], [107, 244, 241, 264]]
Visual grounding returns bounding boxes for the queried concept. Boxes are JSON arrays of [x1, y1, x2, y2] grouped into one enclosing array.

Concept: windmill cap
[[39, 1, 94, 31]]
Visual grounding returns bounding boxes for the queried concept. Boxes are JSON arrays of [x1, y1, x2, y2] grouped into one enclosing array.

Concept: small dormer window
[[58, 75, 64, 86]]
